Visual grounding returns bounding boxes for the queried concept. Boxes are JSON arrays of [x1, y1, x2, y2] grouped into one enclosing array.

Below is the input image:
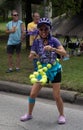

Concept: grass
[[61, 57, 83, 92], [0, 22, 7, 34], [0, 41, 33, 84], [0, 40, 83, 93], [0, 22, 83, 93]]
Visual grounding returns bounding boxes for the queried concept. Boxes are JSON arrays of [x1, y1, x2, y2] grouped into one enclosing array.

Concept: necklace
[[12, 21, 18, 27], [43, 39, 48, 46]]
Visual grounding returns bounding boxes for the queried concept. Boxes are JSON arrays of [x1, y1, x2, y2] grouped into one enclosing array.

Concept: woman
[[20, 18, 67, 124]]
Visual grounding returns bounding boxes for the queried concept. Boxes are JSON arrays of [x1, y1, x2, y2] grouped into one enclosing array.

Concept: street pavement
[[0, 92, 83, 130], [0, 80, 83, 105]]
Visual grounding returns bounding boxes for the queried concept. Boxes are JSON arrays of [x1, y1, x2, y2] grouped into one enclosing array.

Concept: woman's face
[[38, 24, 50, 39]]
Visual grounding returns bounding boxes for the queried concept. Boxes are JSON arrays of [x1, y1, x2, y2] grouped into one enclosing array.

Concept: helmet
[[37, 18, 52, 29]]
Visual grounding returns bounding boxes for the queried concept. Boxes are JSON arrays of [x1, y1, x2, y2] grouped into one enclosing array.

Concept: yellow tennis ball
[[37, 61, 41, 65], [42, 75, 47, 79], [29, 74, 35, 79], [56, 58, 59, 62], [40, 78, 47, 85], [38, 69, 43, 74], [31, 78, 37, 84], [43, 77, 47, 83], [41, 72, 46, 76], [47, 64, 52, 69], [38, 65, 42, 69], [33, 71, 39, 77], [43, 67, 48, 72]]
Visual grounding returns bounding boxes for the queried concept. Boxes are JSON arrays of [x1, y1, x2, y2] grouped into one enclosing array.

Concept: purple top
[[26, 29, 39, 35], [31, 35, 61, 64]]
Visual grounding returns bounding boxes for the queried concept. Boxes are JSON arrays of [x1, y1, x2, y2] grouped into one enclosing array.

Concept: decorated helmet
[[37, 17, 52, 29]]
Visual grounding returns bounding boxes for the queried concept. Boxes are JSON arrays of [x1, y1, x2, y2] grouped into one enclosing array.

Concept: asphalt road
[[0, 92, 83, 130]]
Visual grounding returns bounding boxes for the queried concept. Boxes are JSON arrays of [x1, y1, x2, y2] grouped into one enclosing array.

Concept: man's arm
[[6, 27, 16, 34], [21, 23, 25, 41]]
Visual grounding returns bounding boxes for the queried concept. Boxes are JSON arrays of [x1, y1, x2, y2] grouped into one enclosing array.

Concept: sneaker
[[6, 69, 13, 73], [63, 57, 69, 61], [20, 114, 32, 122], [58, 115, 66, 124], [16, 68, 20, 72]]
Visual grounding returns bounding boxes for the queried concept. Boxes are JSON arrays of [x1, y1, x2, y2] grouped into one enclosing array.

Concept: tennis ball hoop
[[29, 59, 60, 85]]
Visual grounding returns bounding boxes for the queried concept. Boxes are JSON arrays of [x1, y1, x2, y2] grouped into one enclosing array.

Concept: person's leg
[[16, 53, 21, 69], [16, 43, 21, 70], [20, 83, 42, 121], [7, 53, 13, 69], [52, 83, 66, 124], [52, 83, 64, 115], [6, 45, 14, 72], [51, 71, 65, 124], [28, 83, 42, 115]]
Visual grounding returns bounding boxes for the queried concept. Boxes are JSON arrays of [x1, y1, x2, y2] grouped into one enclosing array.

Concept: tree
[[0, 0, 23, 20], [52, 0, 82, 17], [14, 0, 22, 20]]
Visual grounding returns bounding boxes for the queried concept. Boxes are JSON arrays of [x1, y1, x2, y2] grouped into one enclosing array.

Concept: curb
[[0, 81, 83, 104]]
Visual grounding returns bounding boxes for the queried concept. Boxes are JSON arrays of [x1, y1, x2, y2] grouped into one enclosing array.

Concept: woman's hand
[[44, 45, 67, 56], [44, 45, 53, 51], [28, 52, 39, 60]]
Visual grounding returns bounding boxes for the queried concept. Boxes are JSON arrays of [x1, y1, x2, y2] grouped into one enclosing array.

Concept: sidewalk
[[0, 80, 83, 105]]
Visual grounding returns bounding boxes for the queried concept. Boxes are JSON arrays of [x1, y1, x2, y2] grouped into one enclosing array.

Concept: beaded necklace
[[12, 21, 18, 27]]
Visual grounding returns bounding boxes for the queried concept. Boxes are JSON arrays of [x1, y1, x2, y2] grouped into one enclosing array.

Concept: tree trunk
[[15, 0, 22, 20], [2, 9, 8, 21], [25, 0, 32, 50]]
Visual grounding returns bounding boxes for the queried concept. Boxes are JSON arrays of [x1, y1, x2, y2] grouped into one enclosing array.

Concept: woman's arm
[[51, 45, 67, 56], [44, 45, 67, 56], [28, 51, 39, 60]]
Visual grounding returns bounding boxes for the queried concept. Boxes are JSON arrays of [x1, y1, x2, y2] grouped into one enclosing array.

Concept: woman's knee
[[30, 88, 39, 98], [54, 94, 61, 101], [30, 92, 37, 98], [30, 84, 41, 98]]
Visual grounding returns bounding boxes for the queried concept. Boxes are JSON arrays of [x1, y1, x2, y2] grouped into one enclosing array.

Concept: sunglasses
[[13, 14, 18, 16], [39, 28, 49, 32]]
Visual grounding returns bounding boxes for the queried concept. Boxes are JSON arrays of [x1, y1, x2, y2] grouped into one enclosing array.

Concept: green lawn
[[0, 41, 83, 93], [61, 56, 83, 92], [0, 41, 33, 84], [0, 22, 6, 34], [0, 22, 83, 93]]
